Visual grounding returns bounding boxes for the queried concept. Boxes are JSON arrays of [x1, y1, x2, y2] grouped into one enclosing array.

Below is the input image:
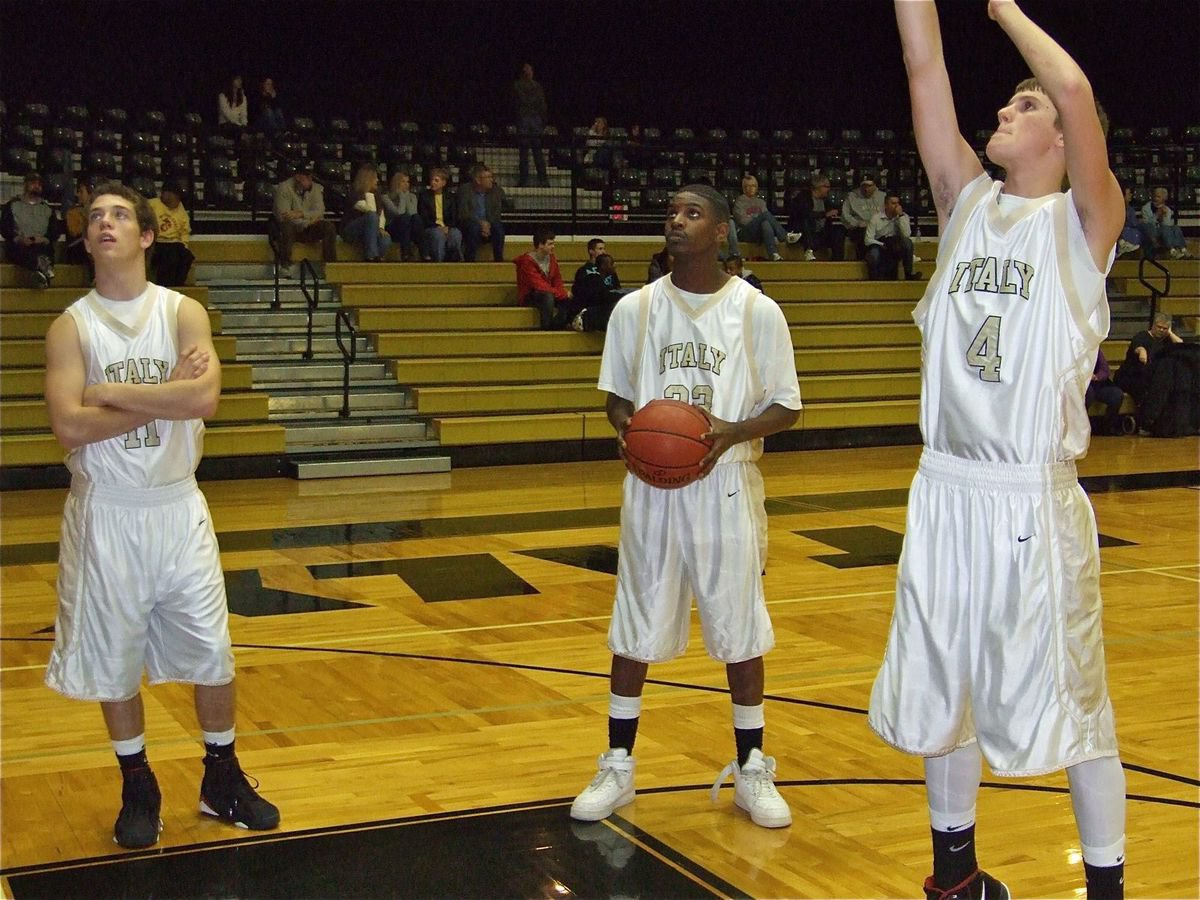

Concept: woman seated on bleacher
[[341, 163, 392, 262]]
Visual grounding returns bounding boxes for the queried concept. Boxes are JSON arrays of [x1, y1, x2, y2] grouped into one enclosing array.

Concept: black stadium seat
[[20, 103, 50, 127], [164, 153, 192, 177], [128, 176, 158, 199], [9, 123, 37, 148], [100, 108, 129, 130], [84, 150, 118, 178], [45, 125, 77, 149], [140, 110, 167, 135], [89, 129, 122, 151], [126, 152, 158, 176], [58, 105, 90, 132], [205, 177, 237, 208], [3, 147, 38, 175]]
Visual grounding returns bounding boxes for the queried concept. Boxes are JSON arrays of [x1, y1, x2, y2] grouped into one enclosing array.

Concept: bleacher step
[[286, 455, 452, 480], [250, 362, 391, 383], [236, 337, 376, 357], [269, 390, 412, 419]]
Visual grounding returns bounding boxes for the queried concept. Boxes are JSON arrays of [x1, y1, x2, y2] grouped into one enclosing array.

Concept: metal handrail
[[299, 258, 321, 360], [1136, 255, 1171, 326], [334, 309, 358, 418]]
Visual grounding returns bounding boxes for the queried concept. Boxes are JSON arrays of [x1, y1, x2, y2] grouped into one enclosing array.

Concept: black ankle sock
[[608, 717, 638, 753], [931, 824, 977, 889], [116, 749, 149, 773], [734, 727, 763, 767], [204, 739, 236, 761], [1084, 861, 1124, 900]]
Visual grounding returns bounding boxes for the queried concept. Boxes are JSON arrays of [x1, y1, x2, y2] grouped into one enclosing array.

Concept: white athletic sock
[[1067, 756, 1127, 867], [924, 743, 982, 831], [731, 702, 765, 730], [112, 734, 146, 757], [202, 727, 236, 747], [609, 693, 641, 719]]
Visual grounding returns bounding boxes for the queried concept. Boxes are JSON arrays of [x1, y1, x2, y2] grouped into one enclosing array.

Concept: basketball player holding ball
[[570, 184, 802, 828]]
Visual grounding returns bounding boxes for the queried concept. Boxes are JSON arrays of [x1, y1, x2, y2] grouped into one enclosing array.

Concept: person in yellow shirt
[[148, 180, 194, 286]]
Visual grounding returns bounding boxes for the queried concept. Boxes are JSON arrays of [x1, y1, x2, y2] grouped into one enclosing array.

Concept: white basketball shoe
[[711, 748, 791, 828], [570, 748, 636, 821]]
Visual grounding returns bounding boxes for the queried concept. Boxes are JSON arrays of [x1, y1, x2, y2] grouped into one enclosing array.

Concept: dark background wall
[[3, 0, 1197, 134]]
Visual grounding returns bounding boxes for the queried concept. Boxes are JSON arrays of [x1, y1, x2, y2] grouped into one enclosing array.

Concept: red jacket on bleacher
[[514, 251, 569, 304]]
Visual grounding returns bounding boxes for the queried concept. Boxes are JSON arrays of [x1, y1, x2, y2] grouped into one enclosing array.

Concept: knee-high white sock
[[924, 742, 982, 831], [1067, 756, 1127, 867]]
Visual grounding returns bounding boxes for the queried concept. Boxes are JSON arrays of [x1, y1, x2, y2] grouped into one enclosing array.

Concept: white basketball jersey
[[64, 284, 203, 486], [916, 174, 1112, 464], [598, 274, 802, 465]]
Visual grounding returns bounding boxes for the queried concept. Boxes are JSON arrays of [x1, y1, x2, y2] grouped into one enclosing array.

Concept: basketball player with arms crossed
[[570, 184, 802, 828], [44, 182, 279, 848], [868, 3, 1126, 899]]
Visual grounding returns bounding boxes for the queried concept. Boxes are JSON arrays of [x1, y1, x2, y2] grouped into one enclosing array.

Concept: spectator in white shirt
[[841, 174, 886, 259], [218, 75, 248, 134], [865, 192, 922, 281]]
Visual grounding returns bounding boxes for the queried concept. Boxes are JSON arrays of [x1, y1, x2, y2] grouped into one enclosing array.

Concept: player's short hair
[[1152, 311, 1172, 327], [533, 224, 555, 247], [429, 166, 450, 182], [587, 237, 604, 253], [676, 183, 731, 224], [89, 180, 157, 238], [1013, 77, 1110, 136]]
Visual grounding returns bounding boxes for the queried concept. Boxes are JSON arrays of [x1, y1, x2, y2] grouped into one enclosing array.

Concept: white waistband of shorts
[[918, 447, 1078, 493], [70, 475, 199, 507]]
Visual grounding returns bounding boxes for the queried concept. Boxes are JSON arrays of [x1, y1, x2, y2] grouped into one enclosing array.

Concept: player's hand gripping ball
[[622, 399, 713, 489]]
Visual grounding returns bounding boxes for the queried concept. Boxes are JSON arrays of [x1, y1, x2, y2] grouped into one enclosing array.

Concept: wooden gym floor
[[1, 438, 1197, 899]]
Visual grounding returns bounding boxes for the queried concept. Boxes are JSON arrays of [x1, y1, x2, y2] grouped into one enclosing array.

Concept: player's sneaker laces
[[923, 869, 1011, 900], [710, 748, 792, 828], [114, 765, 163, 849], [199, 755, 280, 830], [570, 748, 635, 821]]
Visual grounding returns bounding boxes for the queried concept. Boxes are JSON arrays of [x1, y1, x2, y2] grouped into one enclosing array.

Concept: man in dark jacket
[[1, 171, 63, 287], [785, 175, 845, 262], [457, 164, 506, 262]]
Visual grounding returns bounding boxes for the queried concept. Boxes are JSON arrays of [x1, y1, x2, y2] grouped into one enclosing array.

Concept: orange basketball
[[623, 399, 713, 489]]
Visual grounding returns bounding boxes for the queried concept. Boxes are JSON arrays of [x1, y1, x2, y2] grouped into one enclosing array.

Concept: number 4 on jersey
[[966, 315, 1003, 383]]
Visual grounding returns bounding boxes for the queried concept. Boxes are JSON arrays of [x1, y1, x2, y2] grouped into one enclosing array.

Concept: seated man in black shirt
[[568, 252, 630, 332]]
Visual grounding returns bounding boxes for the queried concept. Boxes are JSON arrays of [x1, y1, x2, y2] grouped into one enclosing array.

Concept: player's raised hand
[[169, 345, 210, 381], [988, 0, 1018, 21]]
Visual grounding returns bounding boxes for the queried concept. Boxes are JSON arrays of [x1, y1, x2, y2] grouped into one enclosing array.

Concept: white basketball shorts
[[45, 476, 235, 702], [868, 448, 1118, 776], [609, 461, 774, 664]]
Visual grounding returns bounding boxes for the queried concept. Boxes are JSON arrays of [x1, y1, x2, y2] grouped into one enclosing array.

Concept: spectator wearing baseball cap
[[271, 161, 337, 275], [840, 174, 886, 260]]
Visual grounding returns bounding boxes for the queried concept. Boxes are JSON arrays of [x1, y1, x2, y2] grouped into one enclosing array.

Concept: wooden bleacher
[[0, 265, 282, 469], [3, 246, 1195, 476]]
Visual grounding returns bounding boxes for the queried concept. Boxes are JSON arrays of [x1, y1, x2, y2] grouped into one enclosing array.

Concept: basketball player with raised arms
[[570, 184, 802, 828], [43, 182, 279, 848], [868, 3, 1126, 899]]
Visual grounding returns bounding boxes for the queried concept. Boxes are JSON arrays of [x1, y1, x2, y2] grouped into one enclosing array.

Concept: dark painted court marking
[[1, 803, 725, 898], [223, 569, 370, 617], [308, 554, 539, 603], [4, 468, 1192, 566]]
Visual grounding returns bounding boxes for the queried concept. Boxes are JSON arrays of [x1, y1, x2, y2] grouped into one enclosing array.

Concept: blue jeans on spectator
[[463, 219, 506, 262], [737, 212, 786, 257], [865, 235, 915, 280], [723, 218, 741, 260], [1138, 221, 1186, 256], [424, 225, 463, 262], [518, 116, 547, 186], [342, 216, 391, 261], [386, 213, 421, 258]]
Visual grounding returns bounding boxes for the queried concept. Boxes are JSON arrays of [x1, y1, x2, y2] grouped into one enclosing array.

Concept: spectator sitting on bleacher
[[841, 174, 885, 260], [1116, 183, 1142, 257], [568, 251, 633, 332], [457, 164, 506, 262], [148, 180, 195, 286], [0, 171, 62, 288], [515, 225, 570, 330], [64, 175, 94, 280], [865, 192, 922, 281], [382, 169, 421, 262], [733, 175, 787, 262], [272, 162, 338, 276], [586, 116, 613, 168], [341, 163, 391, 263], [1086, 349, 1127, 435], [417, 167, 463, 262], [724, 255, 763, 291], [254, 77, 287, 135], [217, 74, 248, 134], [1115, 311, 1182, 406], [1139, 188, 1191, 259], [647, 246, 673, 283], [786, 175, 846, 262]]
